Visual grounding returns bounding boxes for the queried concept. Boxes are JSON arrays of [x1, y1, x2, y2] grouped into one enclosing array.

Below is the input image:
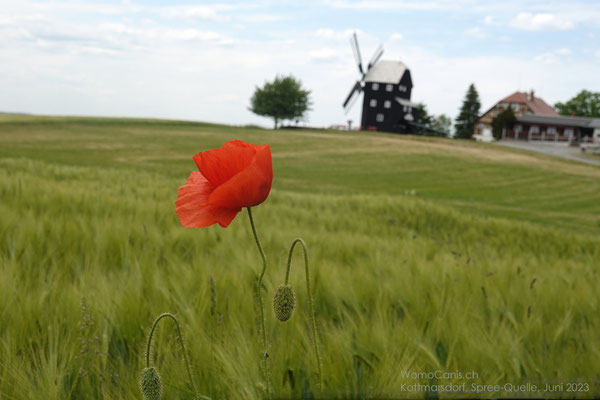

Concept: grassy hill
[[0, 115, 599, 399]]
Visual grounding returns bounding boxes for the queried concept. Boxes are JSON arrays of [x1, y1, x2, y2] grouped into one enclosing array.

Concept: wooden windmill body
[[343, 33, 417, 133]]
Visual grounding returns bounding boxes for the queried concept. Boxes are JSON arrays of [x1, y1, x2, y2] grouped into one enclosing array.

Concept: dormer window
[[399, 85, 407, 92], [370, 99, 377, 107], [386, 84, 393, 92], [384, 100, 391, 108], [372, 83, 379, 90]]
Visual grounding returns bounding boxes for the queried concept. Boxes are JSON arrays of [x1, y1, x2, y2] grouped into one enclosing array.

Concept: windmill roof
[[499, 91, 558, 115], [364, 60, 407, 84]]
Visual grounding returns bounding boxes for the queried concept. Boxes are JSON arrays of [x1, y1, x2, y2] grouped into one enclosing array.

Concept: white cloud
[[159, 4, 259, 22], [164, 29, 237, 45], [239, 13, 286, 23], [483, 15, 494, 25], [389, 33, 403, 41], [510, 13, 574, 31], [315, 28, 359, 41], [534, 48, 572, 65], [162, 6, 228, 21], [309, 48, 340, 62], [324, 0, 460, 11], [464, 27, 486, 39], [555, 48, 572, 56]]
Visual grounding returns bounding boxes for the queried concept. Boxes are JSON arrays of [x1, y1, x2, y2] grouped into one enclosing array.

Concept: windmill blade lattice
[[367, 44, 384, 70], [350, 32, 364, 76], [343, 80, 362, 112], [342, 32, 383, 113]]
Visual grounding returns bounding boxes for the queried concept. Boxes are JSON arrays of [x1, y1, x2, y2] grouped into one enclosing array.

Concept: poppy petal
[[210, 206, 242, 228], [192, 142, 256, 188], [208, 145, 272, 209], [175, 172, 240, 228]]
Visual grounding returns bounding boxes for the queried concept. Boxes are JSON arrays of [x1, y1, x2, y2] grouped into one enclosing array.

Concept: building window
[[399, 85, 407, 92], [384, 100, 391, 108], [565, 128, 574, 136], [511, 103, 520, 111], [514, 124, 522, 132], [376, 113, 384, 122], [529, 125, 539, 133], [369, 99, 377, 107], [372, 83, 379, 90], [386, 84, 393, 92], [547, 127, 557, 134]]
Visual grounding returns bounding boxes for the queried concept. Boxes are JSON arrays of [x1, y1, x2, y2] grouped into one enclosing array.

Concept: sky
[[1, 0, 599, 128]]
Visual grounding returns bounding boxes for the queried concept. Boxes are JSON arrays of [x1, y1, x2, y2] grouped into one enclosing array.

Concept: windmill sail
[[367, 44, 384, 70], [343, 81, 362, 111], [343, 32, 384, 114], [350, 32, 364, 75]]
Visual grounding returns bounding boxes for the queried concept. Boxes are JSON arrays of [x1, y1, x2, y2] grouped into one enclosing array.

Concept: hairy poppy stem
[[246, 207, 272, 399], [144, 313, 200, 400], [284, 238, 323, 391]]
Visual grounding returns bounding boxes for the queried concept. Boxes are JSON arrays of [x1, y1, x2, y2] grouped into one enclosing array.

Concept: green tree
[[249, 75, 312, 129], [412, 103, 432, 135], [454, 83, 481, 139], [490, 107, 516, 140], [555, 90, 600, 118], [411, 104, 450, 137], [430, 114, 452, 137]]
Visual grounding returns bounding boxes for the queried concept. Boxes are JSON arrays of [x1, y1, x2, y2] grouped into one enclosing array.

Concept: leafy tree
[[249, 75, 312, 129], [430, 114, 452, 137], [412, 103, 432, 135], [490, 107, 516, 140], [454, 83, 481, 139], [555, 90, 600, 118], [411, 104, 450, 137]]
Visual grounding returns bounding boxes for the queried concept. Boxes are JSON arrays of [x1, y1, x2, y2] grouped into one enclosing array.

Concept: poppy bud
[[273, 285, 296, 322], [140, 367, 162, 400]]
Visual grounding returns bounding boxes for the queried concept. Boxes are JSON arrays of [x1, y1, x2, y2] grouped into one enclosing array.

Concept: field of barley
[[0, 114, 599, 399]]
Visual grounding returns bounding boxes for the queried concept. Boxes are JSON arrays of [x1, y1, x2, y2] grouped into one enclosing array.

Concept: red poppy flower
[[175, 140, 273, 228]]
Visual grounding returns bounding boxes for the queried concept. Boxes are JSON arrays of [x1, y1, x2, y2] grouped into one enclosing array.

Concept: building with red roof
[[475, 90, 558, 137]]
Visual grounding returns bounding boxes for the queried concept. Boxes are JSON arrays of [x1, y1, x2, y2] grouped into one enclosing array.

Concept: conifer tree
[[454, 83, 481, 139]]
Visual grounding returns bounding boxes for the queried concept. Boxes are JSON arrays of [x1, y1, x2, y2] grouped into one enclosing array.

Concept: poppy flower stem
[[246, 207, 272, 399], [283, 238, 323, 391], [144, 313, 200, 400]]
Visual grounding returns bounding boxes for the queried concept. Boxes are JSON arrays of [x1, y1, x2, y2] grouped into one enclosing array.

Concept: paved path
[[497, 140, 600, 167]]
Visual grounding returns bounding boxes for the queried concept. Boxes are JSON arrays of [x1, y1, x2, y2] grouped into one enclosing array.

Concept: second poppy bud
[[272, 285, 296, 322]]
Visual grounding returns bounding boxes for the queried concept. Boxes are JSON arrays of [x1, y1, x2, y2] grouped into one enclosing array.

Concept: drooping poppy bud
[[140, 367, 162, 400], [273, 285, 296, 322]]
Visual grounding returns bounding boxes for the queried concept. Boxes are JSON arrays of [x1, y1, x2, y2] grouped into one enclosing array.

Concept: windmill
[[342, 32, 416, 133], [342, 32, 383, 112]]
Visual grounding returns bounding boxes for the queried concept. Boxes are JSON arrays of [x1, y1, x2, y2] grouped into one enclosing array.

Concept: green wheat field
[[1, 114, 599, 399]]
